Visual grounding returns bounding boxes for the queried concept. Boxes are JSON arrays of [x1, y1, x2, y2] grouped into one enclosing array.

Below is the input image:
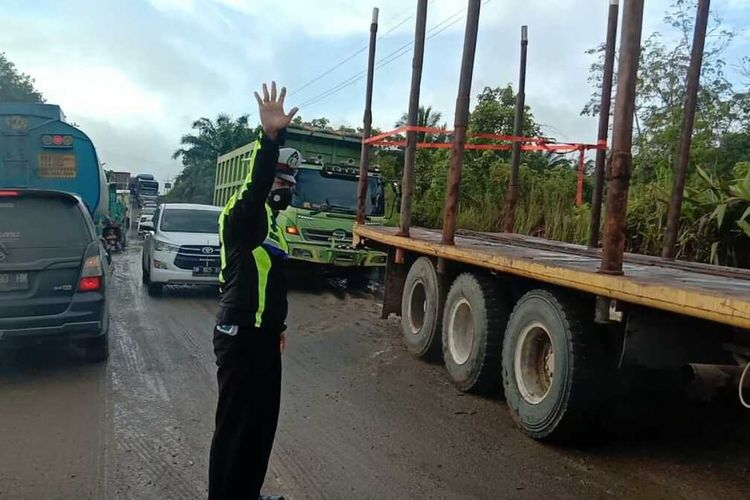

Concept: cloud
[[32, 65, 165, 125], [147, 0, 196, 13], [79, 117, 184, 185]]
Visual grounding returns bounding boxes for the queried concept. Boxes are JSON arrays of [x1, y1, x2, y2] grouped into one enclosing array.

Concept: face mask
[[268, 187, 293, 211]]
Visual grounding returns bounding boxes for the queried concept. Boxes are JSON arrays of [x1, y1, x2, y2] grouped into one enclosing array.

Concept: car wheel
[[83, 332, 109, 363], [147, 281, 164, 296]]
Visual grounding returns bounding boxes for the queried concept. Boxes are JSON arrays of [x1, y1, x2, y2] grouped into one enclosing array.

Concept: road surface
[[1, 244, 750, 499]]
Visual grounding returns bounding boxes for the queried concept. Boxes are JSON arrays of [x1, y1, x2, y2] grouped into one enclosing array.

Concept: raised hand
[[253, 81, 298, 141]]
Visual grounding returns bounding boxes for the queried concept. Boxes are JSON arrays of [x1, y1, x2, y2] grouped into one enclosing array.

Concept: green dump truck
[[214, 127, 388, 268]]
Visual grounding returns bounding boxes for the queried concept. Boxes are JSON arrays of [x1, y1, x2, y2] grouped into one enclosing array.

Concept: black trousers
[[208, 326, 282, 500]]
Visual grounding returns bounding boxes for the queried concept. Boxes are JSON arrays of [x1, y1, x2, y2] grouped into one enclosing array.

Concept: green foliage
[[384, 0, 750, 268], [571, 0, 750, 266], [169, 114, 254, 204], [0, 52, 44, 103]]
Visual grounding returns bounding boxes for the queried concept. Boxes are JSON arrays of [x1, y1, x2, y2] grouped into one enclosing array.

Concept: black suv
[[0, 189, 111, 361]]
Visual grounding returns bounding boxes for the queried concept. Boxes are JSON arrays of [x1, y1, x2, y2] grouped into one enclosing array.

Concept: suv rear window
[[0, 196, 90, 248], [159, 209, 219, 234]]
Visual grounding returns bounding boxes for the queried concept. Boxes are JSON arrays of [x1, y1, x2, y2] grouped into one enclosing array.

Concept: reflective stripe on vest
[[262, 205, 288, 254], [253, 206, 288, 327]]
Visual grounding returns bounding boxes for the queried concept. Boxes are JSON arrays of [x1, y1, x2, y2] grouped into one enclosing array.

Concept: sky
[[1, 0, 748, 188]]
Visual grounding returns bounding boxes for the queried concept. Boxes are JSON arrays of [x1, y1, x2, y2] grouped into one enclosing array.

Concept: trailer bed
[[355, 224, 750, 330]]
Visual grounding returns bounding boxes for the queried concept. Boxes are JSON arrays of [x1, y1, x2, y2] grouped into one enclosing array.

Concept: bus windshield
[[292, 169, 384, 216]]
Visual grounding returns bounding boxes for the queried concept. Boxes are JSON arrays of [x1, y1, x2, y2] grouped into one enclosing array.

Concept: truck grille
[[301, 228, 353, 244], [173, 245, 221, 270]]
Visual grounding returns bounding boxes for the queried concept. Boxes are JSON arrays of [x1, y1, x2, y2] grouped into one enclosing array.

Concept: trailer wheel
[[442, 273, 509, 393], [502, 289, 604, 441], [401, 257, 442, 359]]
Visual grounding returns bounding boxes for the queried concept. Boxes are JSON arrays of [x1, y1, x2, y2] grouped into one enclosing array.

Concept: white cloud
[[31, 65, 166, 126], [146, 0, 196, 13]]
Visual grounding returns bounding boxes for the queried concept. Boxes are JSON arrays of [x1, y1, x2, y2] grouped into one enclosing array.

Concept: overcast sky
[[2, 0, 748, 186]]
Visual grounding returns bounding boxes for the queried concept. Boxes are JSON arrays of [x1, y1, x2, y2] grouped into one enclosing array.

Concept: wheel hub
[[448, 298, 474, 365], [514, 322, 554, 404], [408, 280, 427, 334]]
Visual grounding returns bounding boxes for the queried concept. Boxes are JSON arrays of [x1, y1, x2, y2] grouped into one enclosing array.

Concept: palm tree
[[172, 114, 254, 164], [169, 114, 255, 203], [395, 105, 446, 142]]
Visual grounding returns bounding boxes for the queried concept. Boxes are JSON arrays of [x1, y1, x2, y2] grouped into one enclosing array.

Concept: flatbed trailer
[[355, 225, 750, 442], [352, 0, 750, 442], [357, 225, 750, 330]]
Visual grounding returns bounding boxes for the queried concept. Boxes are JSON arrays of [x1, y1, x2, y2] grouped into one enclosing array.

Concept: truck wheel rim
[[514, 321, 554, 405], [448, 298, 473, 365], [408, 280, 427, 334]]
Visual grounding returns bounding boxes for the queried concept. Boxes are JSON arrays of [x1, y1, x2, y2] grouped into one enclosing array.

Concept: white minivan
[[141, 203, 222, 296]]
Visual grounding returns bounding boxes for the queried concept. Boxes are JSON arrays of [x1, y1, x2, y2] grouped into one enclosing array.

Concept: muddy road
[[1, 243, 750, 499]]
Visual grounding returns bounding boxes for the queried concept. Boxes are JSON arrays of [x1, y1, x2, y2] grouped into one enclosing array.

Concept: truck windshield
[[292, 169, 384, 216], [139, 181, 158, 194], [159, 209, 219, 234]]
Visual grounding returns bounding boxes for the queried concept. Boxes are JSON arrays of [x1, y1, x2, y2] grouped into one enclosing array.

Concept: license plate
[[192, 266, 219, 276], [0, 272, 29, 292]]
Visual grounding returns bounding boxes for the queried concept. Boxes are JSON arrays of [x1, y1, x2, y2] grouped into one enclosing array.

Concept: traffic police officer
[[209, 81, 299, 500]]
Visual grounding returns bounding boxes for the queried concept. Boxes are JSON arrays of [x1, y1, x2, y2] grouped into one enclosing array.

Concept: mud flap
[[382, 247, 407, 319]]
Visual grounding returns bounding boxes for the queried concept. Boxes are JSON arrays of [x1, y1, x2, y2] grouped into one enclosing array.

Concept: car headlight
[[154, 239, 180, 252]]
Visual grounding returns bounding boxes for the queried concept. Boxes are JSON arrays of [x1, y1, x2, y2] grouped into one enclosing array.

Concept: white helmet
[[276, 148, 301, 185]]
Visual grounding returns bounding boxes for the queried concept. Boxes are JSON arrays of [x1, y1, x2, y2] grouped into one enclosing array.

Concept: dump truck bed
[[355, 224, 750, 330]]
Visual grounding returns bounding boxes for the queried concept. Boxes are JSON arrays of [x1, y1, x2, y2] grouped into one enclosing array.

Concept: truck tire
[[442, 273, 509, 393], [401, 257, 442, 359], [502, 289, 604, 441]]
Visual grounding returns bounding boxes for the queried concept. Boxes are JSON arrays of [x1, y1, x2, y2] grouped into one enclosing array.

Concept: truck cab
[[277, 162, 387, 267], [130, 173, 159, 207]]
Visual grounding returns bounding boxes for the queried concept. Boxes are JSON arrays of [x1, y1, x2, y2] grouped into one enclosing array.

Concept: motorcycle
[[103, 223, 123, 253]]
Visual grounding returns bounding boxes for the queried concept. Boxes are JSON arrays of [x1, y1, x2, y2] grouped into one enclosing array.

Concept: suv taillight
[[78, 255, 103, 292]]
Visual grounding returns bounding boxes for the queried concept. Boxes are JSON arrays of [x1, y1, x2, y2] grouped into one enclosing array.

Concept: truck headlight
[[154, 239, 180, 253]]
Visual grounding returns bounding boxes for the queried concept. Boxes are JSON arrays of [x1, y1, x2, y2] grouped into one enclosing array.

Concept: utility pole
[[356, 7, 379, 225], [501, 25, 529, 233], [588, 0, 619, 248], [599, 0, 645, 275], [661, 0, 711, 258]]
